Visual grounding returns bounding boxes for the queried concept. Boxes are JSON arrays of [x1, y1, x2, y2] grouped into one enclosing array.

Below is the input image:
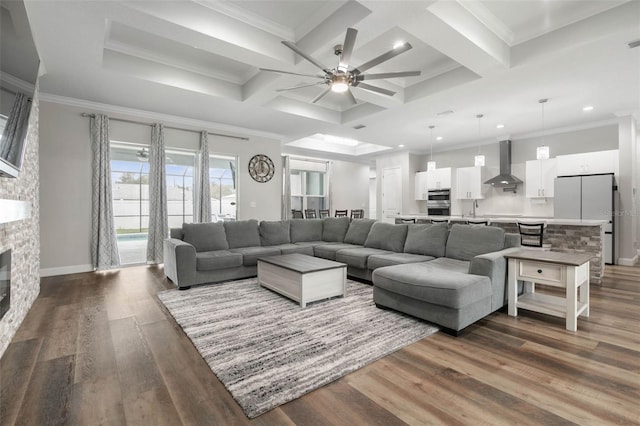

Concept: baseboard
[[617, 255, 639, 267], [40, 264, 94, 277]]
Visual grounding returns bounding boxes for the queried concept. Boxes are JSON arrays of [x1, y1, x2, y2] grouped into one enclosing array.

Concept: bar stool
[[430, 218, 449, 224], [467, 219, 490, 226], [398, 218, 416, 223], [516, 221, 547, 248]]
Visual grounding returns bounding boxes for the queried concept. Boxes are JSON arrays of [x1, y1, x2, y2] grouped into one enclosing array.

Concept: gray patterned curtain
[[281, 155, 291, 219], [195, 131, 211, 223], [147, 123, 168, 264], [0, 93, 30, 165], [90, 114, 120, 270]]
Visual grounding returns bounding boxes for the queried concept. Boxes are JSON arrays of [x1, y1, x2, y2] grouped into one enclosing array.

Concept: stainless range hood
[[484, 140, 523, 190]]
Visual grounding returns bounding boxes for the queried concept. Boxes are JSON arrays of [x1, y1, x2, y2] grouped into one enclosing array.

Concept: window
[[111, 143, 151, 264], [166, 150, 196, 229], [290, 159, 328, 212], [210, 155, 237, 221]]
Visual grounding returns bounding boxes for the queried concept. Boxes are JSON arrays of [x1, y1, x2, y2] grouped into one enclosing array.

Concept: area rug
[[157, 278, 438, 418]]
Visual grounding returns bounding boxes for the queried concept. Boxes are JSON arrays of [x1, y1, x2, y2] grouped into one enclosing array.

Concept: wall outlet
[[249, 201, 256, 208]]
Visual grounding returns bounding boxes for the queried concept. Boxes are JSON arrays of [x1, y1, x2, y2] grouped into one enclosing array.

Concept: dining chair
[[334, 210, 348, 217], [304, 209, 317, 219], [517, 221, 546, 247], [291, 209, 303, 219], [350, 209, 364, 219], [319, 209, 330, 218]]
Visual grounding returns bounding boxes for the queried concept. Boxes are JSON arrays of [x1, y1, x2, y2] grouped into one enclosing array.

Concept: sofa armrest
[[468, 247, 521, 310], [163, 238, 196, 288]]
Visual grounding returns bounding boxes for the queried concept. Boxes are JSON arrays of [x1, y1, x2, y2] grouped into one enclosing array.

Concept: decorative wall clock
[[248, 154, 275, 183]]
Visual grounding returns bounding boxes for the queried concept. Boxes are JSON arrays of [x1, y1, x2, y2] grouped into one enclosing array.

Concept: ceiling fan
[[260, 28, 421, 105]]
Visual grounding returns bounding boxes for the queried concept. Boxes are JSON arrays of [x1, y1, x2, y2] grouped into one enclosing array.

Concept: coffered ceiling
[[22, 0, 640, 158]]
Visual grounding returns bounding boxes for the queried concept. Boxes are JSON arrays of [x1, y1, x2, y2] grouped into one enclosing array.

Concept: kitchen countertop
[[397, 215, 607, 226]]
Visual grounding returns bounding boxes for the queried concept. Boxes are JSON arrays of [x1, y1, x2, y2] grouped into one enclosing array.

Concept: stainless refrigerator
[[554, 173, 617, 264]]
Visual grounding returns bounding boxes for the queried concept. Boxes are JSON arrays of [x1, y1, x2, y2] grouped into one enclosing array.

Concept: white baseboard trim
[[40, 264, 94, 277], [617, 255, 639, 267]]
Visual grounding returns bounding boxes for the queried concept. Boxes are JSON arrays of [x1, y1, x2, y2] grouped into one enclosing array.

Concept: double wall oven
[[427, 189, 451, 216]]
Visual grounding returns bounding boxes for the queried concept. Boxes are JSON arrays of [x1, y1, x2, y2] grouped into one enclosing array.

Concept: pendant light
[[536, 99, 550, 160], [427, 125, 436, 171], [474, 114, 485, 167]]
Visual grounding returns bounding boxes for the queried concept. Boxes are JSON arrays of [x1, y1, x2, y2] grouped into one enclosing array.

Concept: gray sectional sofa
[[163, 218, 520, 334]]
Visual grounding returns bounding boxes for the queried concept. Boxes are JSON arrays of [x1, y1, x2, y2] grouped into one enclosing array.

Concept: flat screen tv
[[0, 0, 40, 178]]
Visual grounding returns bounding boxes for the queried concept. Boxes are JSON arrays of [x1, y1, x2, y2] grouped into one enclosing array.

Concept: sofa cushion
[[445, 224, 505, 261], [343, 219, 376, 245], [290, 219, 323, 242], [372, 263, 491, 309], [182, 222, 228, 252], [403, 223, 449, 257], [322, 217, 351, 242], [313, 243, 360, 261], [426, 257, 470, 274], [367, 253, 435, 270], [364, 222, 408, 252], [259, 220, 290, 245], [195, 250, 242, 271], [229, 246, 281, 266], [335, 247, 395, 269], [224, 220, 261, 249], [271, 243, 315, 256]]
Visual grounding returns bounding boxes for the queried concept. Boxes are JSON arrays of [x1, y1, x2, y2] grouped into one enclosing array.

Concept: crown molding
[[39, 93, 284, 141]]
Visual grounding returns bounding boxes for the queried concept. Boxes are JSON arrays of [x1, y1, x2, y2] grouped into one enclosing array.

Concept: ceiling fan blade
[[311, 87, 331, 104], [259, 68, 325, 79], [282, 41, 330, 72], [352, 42, 413, 75], [346, 88, 357, 105], [357, 71, 421, 81], [354, 83, 396, 96], [276, 82, 326, 92], [339, 28, 358, 68]]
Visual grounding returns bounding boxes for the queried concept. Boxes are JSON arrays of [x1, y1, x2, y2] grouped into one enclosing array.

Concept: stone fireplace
[[0, 249, 10, 320]]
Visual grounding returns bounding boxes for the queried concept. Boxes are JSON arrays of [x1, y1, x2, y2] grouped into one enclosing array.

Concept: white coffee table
[[257, 254, 347, 307]]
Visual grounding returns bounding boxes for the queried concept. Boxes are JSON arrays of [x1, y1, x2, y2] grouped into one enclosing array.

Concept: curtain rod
[[80, 113, 249, 141]]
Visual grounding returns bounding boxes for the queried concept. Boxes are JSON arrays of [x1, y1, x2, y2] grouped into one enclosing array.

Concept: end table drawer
[[519, 261, 564, 283]]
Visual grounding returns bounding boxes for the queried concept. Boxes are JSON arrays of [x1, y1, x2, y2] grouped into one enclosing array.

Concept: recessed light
[[496, 124, 505, 129], [436, 136, 443, 141], [398, 144, 405, 148], [583, 105, 594, 112], [393, 41, 405, 49]]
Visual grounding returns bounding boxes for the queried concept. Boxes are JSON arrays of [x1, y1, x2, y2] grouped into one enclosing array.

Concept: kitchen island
[[395, 215, 606, 284]]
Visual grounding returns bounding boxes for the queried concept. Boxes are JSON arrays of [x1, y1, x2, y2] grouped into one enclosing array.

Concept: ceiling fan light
[[331, 81, 349, 93]]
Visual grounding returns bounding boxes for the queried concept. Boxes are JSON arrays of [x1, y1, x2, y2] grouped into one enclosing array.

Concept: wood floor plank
[[0, 338, 42, 425], [15, 355, 76, 425], [109, 316, 182, 425], [0, 262, 638, 425]]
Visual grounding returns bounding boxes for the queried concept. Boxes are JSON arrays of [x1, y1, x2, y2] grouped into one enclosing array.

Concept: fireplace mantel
[[0, 199, 31, 224]]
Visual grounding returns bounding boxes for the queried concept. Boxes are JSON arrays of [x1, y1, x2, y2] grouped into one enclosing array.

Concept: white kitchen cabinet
[[426, 167, 451, 190], [456, 167, 486, 199], [556, 150, 618, 176], [414, 171, 428, 200], [525, 158, 557, 198]]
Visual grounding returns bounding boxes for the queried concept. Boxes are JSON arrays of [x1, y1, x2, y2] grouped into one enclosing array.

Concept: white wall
[[330, 160, 369, 217], [411, 124, 619, 217], [39, 101, 282, 274]]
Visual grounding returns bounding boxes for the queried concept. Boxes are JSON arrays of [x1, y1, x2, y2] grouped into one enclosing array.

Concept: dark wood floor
[[1, 263, 639, 425]]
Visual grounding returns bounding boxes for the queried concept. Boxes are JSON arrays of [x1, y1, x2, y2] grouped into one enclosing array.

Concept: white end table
[[506, 250, 592, 331]]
